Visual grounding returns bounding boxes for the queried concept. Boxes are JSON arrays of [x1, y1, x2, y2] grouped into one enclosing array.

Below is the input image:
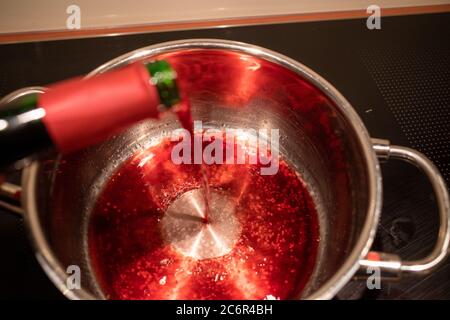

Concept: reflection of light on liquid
[[206, 224, 228, 256], [138, 152, 154, 167], [168, 258, 195, 300], [227, 55, 260, 104], [234, 129, 255, 141], [133, 135, 165, 165], [159, 275, 167, 285], [188, 229, 204, 258], [187, 192, 206, 219], [235, 130, 258, 159], [134, 135, 165, 168], [224, 246, 266, 299], [239, 55, 261, 71]]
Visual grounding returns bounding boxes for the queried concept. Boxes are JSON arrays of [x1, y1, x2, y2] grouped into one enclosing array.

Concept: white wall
[[0, 0, 448, 33]]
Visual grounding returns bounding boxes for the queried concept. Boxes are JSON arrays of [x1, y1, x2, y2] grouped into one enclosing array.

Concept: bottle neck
[[146, 60, 180, 109], [0, 92, 39, 116], [0, 60, 180, 168], [0, 93, 53, 168]]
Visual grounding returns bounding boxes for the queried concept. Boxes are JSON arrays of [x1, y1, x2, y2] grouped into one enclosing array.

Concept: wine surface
[[88, 132, 320, 299]]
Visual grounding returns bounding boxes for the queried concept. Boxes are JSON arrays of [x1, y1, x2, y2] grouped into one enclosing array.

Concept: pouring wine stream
[[174, 99, 211, 224]]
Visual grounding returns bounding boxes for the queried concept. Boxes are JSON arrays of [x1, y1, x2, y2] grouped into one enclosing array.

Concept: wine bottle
[[0, 60, 180, 168]]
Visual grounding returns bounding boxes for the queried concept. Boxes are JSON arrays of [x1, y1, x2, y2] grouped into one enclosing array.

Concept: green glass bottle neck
[[0, 93, 39, 117], [146, 60, 181, 109], [0, 61, 181, 114]]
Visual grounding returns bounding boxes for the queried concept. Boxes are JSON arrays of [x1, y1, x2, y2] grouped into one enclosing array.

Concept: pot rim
[[21, 39, 382, 300]]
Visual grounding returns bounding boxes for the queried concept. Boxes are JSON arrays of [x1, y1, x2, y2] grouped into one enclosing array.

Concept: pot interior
[[29, 46, 372, 299]]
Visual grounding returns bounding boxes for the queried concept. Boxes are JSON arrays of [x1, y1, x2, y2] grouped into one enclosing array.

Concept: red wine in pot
[[88, 99, 320, 299]]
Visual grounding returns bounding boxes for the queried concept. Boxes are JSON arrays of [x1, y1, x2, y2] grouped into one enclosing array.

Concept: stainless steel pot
[[1, 39, 449, 299]]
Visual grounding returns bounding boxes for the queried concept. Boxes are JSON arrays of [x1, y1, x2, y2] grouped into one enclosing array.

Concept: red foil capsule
[[39, 62, 161, 153]]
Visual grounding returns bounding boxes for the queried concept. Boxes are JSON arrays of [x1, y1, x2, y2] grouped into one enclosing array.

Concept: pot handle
[[0, 180, 23, 216], [358, 139, 450, 279]]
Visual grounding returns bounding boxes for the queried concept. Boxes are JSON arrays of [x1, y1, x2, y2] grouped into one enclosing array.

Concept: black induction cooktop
[[0, 12, 449, 299]]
